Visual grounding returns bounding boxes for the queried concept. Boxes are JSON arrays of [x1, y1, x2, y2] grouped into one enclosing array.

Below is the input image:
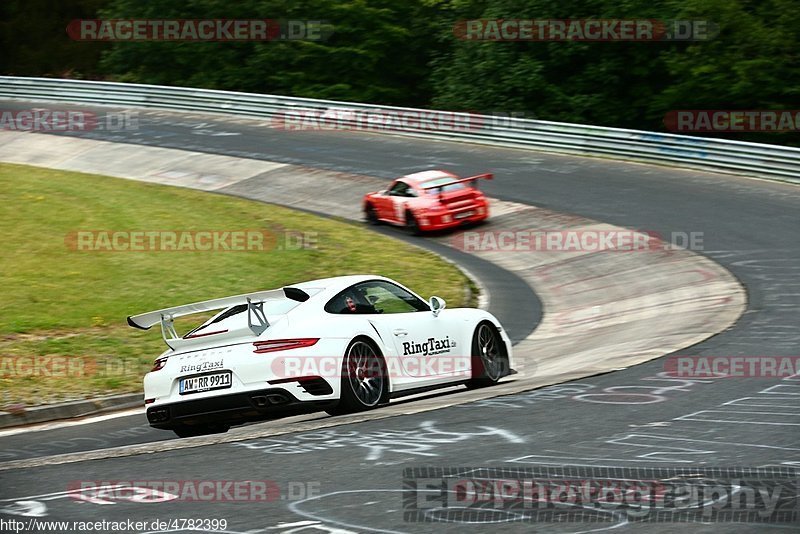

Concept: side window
[[324, 290, 368, 314], [324, 281, 429, 314], [361, 281, 428, 313], [388, 182, 410, 197]]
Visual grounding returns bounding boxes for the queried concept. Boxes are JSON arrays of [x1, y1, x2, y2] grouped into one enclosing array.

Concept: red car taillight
[[151, 357, 167, 372], [253, 338, 319, 353]]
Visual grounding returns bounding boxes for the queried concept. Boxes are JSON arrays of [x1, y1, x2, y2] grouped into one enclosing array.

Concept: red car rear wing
[[419, 173, 494, 192]]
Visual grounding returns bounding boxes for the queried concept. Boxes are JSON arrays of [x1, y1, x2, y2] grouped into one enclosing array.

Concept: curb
[[0, 392, 143, 429]]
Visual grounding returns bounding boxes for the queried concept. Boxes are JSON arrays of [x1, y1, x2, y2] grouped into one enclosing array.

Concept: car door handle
[[393, 329, 408, 337]]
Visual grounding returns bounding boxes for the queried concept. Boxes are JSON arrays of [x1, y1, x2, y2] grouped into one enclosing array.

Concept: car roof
[[290, 274, 390, 294], [400, 170, 457, 187]]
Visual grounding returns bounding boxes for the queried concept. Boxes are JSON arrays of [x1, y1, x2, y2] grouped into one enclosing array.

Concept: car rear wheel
[[405, 211, 421, 235], [326, 338, 388, 415], [468, 322, 508, 388], [365, 203, 379, 225], [172, 423, 230, 438]]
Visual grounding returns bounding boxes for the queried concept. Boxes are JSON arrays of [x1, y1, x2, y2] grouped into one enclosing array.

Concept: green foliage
[[432, 0, 799, 144], [650, 0, 800, 143], [0, 0, 111, 77], [96, 0, 443, 106]]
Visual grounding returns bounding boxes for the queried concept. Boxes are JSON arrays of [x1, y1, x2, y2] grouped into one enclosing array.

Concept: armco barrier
[[0, 76, 797, 183]]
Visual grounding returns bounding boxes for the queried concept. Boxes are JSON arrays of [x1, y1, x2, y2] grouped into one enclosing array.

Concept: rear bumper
[[419, 211, 489, 232], [146, 387, 334, 429]]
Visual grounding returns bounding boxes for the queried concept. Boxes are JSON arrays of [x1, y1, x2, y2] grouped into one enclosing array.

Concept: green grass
[[0, 163, 472, 407]]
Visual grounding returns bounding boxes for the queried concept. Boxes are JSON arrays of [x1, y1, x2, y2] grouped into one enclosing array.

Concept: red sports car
[[362, 170, 492, 233]]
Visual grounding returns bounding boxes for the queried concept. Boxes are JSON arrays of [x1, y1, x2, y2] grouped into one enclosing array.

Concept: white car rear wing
[[419, 173, 494, 191], [127, 287, 314, 349]]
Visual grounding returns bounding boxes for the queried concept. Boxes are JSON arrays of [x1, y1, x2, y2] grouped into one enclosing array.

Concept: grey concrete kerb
[[0, 393, 142, 429]]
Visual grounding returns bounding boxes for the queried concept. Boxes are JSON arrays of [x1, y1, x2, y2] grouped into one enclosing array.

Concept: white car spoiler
[[127, 287, 312, 349], [419, 173, 494, 191]]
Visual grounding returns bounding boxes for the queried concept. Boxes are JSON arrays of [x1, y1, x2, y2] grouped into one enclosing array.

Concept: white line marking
[[508, 454, 682, 464], [675, 410, 800, 425], [723, 397, 800, 408], [760, 384, 800, 395]]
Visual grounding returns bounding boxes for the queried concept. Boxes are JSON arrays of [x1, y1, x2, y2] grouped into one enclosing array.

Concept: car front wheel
[[468, 322, 509, 388], [365, 203, 379, 225]]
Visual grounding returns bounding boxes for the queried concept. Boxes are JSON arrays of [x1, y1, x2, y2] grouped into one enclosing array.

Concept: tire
[[467, 322, 509, 388], [172, 423, 230, 438], [325, 337, 388, 416], [365, 203, 379, 225], [405, 211, 421, 235]]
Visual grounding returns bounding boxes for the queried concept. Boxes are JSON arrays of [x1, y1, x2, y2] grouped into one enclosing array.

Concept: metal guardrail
[[1, 76, 798, 183]]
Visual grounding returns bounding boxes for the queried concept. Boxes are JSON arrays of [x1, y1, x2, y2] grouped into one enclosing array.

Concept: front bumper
[[146, 387, 334, 429]]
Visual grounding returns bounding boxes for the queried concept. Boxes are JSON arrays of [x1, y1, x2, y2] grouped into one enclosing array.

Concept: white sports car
[[128, 275, 514, 437]]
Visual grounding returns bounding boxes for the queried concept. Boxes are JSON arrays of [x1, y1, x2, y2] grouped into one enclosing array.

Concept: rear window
[[422, 177, 467, 194], [183, 299, 303, 338]]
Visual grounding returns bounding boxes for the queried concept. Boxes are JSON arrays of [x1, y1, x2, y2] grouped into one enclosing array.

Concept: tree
[[0, 0, 111, 77], [97, 0, 444, 106]]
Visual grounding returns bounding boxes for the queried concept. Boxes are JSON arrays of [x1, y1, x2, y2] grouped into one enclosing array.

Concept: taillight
[[151, 357, 167, 372], [253, 338, 319, 353]]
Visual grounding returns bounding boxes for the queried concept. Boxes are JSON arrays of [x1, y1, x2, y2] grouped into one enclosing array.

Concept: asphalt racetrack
[[1, 104, 798, 533]]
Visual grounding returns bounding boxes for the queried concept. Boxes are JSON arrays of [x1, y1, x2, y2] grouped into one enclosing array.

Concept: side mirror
[[429, 296, 446, 317]]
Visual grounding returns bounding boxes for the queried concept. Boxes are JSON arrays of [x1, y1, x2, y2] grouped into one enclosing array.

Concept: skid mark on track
[[509, 373, 800, 467], [232, 420, 524, 461]]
